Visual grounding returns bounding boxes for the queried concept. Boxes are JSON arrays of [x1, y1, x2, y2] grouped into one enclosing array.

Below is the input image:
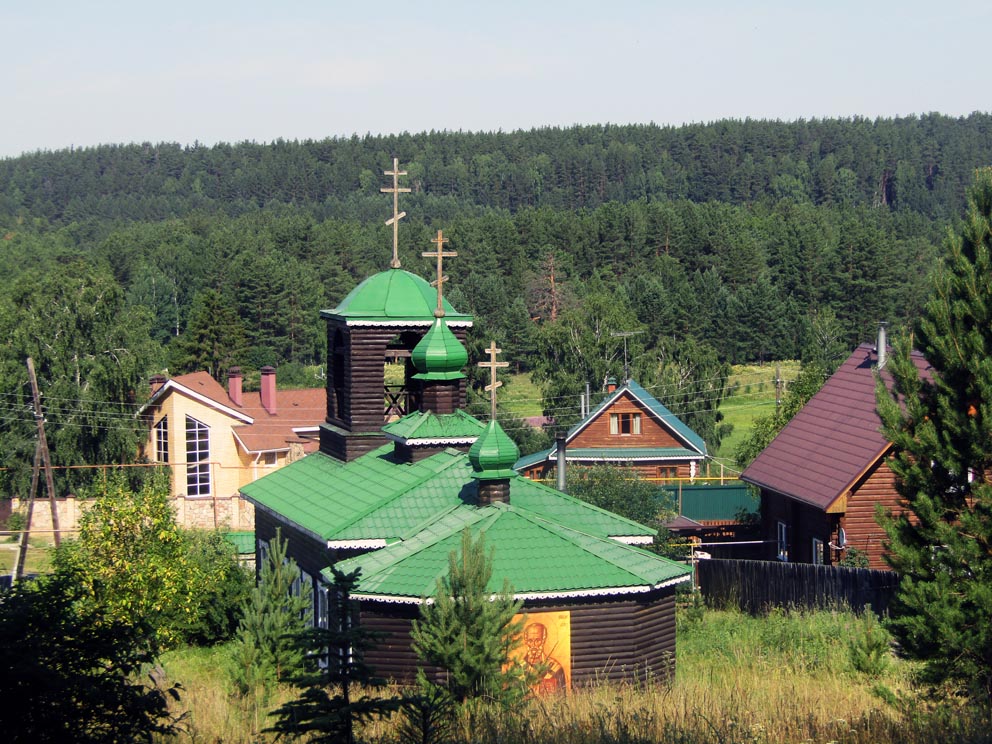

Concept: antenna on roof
[[610, 330, 643, 382]]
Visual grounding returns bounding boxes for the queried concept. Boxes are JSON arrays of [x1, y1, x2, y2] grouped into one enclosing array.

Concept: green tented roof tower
[[318, 164, 471, 462]]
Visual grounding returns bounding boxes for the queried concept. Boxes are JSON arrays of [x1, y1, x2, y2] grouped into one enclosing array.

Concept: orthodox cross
[[381, 157, 410, 268], [422, 229, 457, 318], [477, 341, 509, 420]]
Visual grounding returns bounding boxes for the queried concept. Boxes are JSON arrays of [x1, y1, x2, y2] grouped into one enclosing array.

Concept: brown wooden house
[[515, 378, 708, 483], [740, 339, 931, 569]]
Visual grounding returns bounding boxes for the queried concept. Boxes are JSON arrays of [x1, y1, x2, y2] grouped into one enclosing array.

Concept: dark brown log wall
[[359, 589, 679, 686], [254, 507, 335, 598], [842, 456, 903, 569]]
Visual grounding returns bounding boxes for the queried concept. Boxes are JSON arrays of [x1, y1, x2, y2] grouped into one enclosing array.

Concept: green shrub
[[849, 612, 892, 677]]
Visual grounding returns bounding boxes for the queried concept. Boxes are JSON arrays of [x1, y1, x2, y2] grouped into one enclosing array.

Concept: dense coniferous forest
[[1, 114, 990, 489]]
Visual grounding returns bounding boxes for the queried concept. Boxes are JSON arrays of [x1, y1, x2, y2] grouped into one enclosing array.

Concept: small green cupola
[[412, 318, 468, 381], [469, 419, 520, 479]]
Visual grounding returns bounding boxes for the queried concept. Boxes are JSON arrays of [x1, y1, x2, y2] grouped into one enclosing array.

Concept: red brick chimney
[[606, 376, 617, 394], [227, 367, 243, 407], [260, 366, 276, 414], [149, 374, 167, 396]]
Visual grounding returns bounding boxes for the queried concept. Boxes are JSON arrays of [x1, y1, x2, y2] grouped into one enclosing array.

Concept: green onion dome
[[412, 318, 468, 381], [469, 419, 520, 480]]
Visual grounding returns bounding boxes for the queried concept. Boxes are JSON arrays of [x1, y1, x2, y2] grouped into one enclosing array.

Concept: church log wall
[[358, 588, 679, 685]]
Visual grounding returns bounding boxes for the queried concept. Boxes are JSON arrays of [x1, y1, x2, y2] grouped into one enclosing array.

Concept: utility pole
[[27, 357, 60, 547], [774, 364, 783, 416]]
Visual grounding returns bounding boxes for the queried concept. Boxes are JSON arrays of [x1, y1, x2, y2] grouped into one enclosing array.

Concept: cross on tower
[[422, 229, 457, 318], [477, 341, 509, 421], [381, 157, 411, 269]]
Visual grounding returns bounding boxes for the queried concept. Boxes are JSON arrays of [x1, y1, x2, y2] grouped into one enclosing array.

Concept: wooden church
[[241, 161, 691, 688]]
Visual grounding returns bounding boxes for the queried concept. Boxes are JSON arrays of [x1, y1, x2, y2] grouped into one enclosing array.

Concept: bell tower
[[319, 161, 472, 461]]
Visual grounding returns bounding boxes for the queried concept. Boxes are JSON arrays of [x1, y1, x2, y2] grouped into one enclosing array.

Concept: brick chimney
[[606, 376, 617, 394], [149, 374, 167, 396], [227, 367, 243, 407], [260, 366, 276, 414]]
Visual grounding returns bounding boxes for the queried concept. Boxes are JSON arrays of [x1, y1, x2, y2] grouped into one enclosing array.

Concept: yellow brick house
[[140, 367, 324, 530]]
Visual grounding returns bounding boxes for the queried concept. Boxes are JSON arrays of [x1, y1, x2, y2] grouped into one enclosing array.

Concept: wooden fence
[[696, 559, 900, 615]]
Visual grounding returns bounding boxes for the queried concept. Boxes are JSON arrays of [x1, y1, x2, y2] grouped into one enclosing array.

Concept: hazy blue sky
[[2, 0, 988, 158]]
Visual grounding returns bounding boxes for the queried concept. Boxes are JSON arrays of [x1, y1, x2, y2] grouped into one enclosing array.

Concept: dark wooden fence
[[696, 559, 899, 615]]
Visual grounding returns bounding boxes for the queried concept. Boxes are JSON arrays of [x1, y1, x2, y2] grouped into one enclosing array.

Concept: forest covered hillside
[[1, 114, 990, 491]]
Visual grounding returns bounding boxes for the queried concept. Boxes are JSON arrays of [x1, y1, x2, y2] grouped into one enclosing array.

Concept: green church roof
[[382, 409, 485, 443], [241, 445, 656, 546], [411, 318, 468, 380], [330, 502, 690, 602], [321, 269, 472, 325]]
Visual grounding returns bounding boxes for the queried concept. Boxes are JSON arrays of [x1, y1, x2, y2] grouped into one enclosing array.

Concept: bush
[[849, 612, 892, 677]]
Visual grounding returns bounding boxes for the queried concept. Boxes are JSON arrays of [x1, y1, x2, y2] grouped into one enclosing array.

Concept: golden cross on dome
[[381, 157, 411, 268], [477, 341, 509, 420], [422, 229, 457, 318]]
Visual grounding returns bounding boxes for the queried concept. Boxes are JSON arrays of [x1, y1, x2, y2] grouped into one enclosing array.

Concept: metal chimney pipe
[[877, 322, 888, 369], [556, 435, 567, 492]]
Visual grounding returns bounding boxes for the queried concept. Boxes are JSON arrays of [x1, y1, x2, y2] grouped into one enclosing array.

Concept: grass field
[[500, 364, 802, 470], [154, 606, 989, 744], [713, 361, 801, 467]]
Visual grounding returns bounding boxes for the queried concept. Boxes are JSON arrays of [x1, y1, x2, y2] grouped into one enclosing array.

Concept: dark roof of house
[[740, 343, 931, 512]]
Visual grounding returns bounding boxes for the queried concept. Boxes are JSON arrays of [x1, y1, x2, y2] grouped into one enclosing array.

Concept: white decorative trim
[[343, 319, 473, 328], [292, 426, 320, 435], [352, 575, 691, 605], [611, 535, 655, 545], [384, 434, 480, 446], [327, 538, 388, 549]]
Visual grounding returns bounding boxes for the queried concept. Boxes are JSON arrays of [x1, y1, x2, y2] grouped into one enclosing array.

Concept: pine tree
[[266, 567, 400, 744], [877, 167, 992, 703], [410, 529, 526, 704], [229, 529, 311, 698]]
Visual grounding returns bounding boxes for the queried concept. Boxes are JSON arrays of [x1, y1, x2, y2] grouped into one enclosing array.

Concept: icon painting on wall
[[508, 610, 571, 694]]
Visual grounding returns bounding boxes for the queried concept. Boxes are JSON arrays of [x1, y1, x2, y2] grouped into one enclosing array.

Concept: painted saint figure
[[523, 622, 567, 693]]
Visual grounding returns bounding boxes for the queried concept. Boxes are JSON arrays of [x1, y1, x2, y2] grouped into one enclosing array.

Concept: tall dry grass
[[155, 607, 991, 743]]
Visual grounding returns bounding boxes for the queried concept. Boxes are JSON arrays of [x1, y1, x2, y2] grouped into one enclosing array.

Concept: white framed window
[[812, 538, 824, 565], [155, 416, 169, 463], [185, 415, 210, 496], [609, 412, 641, 435], [261, 451, 278, 467], [777, 521, 789, 562]]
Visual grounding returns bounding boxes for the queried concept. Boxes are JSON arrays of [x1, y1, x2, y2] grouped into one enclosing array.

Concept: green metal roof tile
[[331, 503, 689, 600], [223, 530, 255, 554], [321, 269, 472, 324], [382, 410, 485, 441]]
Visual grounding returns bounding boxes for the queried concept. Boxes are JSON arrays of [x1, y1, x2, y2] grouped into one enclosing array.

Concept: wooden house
[[515, 378, 708, 482], [139, 367, 324, 530], [241, 167, 691, 687], [740, 339, 931, 569]]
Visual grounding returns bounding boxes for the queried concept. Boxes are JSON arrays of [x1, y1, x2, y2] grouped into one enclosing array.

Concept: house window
[[261, 451, 277, 467], [609, 412, 641, 436], [777, 521, 789, 562], [185, 415, 210, 496], [812, 538, 824, 565], [657, 466, 678, 482], [155, 416, 169, 463], [258, 539, 270, 570]]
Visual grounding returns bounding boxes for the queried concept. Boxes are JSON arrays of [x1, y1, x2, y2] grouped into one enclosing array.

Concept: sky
[[2, 0, 989, 158]]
